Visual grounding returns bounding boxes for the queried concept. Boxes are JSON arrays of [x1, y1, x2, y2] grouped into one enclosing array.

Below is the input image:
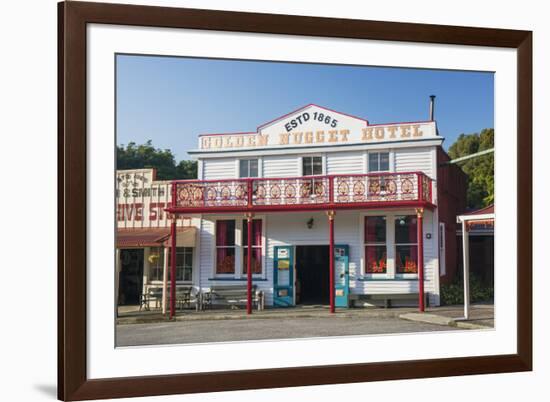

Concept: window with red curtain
[[395, 215, 418, 274], [215, 220, 236, 274], [364, 216, 387, 273], [242, 219, 262, 274]]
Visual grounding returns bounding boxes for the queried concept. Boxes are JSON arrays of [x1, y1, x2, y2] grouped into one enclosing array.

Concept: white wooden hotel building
[[116, 102, 466, 315]]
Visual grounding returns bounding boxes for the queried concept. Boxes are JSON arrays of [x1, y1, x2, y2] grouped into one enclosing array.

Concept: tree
[[117, 140, 197, 180], [448, 128, 494, 209], [176, 159, 198, 180]]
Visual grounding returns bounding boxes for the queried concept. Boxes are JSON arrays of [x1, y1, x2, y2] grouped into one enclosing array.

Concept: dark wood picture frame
[[58, 1, 532, 400]]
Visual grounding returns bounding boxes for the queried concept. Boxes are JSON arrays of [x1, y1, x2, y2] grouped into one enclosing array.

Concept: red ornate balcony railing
[[171, 171, 434, 213]]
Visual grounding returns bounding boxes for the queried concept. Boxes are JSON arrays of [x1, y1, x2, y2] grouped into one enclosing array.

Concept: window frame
[[241, 218, 263, 276], [394, 215, 419, 278], [301, 155, 324, 176], [360, 211, 423, 280], [149, 246, 195, 284], [148, 246, 164, 282], [212, 216, 266, 279], [214, 219, 237, 276], [363, 215, 389, 278], [239, 158, 259, 178], [169, 247, 194, 282], [367, 151, 391, 172]]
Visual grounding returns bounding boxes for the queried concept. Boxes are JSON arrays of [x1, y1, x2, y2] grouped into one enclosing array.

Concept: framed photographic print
[[58, 1, 532, 400]]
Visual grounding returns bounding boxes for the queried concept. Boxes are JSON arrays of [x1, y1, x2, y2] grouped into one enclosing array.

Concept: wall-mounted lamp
[[306, 217, 314, 229]]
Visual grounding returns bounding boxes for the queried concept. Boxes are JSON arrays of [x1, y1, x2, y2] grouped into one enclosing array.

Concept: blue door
[[273, 246, 294, 307], [334, 244, 350, 308]]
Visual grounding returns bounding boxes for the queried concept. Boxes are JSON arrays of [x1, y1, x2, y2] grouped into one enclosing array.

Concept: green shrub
[[440, 273, 493, 305]]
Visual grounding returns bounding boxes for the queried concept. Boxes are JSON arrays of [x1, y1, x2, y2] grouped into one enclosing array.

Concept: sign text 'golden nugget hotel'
[[201, 124, 428, 150], [198, 106, 436, 151]]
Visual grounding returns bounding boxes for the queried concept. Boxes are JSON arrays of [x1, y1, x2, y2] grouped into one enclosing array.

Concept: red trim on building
[[464, 204, 494, 215], [198, 131, 256, 137], [367, 120, 435, 127], [167, 201, 435, 215], [171, 171, 429, 184], [170, 184, 177, 320], [328, 212, 335, 313], [256, 104, 369, 131], [246, 215, 253, 314], [417, 211, 425, 312], [195, 105, 437, 140]]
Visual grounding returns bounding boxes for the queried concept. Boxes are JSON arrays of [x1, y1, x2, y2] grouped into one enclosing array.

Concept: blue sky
[[116, 55, 494, 161]]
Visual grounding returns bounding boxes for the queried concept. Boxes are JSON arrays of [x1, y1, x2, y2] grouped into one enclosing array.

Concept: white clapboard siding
[[265, 211, 362, 306], [351, 210, 439, 306], [262, 155, 300, 178], [326, 151, 364, 174], [394, 147, 435, 178], [199, 210, 440, 306], [198, 218, 215, 287], [202, 158, 236, 180]]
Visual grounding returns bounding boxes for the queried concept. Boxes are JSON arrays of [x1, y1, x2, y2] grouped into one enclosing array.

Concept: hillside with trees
[[117, 140, 197, 180], [447, 128, 494, 209]]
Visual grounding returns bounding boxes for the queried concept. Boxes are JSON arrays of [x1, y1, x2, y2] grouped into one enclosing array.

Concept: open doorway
[[295, 245, 329, 305], [118, 249, 144, 305]]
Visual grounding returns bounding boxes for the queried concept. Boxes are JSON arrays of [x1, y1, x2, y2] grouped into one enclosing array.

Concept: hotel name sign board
[[198, 106, 437, 151]]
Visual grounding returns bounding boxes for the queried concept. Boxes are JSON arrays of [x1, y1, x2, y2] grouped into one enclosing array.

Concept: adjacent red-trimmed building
[[115, 169, 199, 308]]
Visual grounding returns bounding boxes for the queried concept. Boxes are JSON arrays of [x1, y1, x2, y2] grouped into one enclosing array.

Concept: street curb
[[116, 310, 408, 325], [453, 321, 492, 330], [399, 313, 454, 326], [399, 312, 492, 330]]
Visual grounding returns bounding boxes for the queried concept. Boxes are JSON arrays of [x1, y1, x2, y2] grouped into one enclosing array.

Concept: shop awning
[[460, 204, 495, 230], [162, 227, 197, 247], [456, 204, 495, 320], [116, 227, 197, 248]]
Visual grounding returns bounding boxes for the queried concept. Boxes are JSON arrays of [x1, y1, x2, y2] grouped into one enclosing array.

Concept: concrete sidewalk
[[117, 303, 494, 329], [117, 305, 414, 324], [401, 304, 494, 329]]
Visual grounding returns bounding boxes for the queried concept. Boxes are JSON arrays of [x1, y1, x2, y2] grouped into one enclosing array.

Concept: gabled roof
[[198, 104, 370, 137], [257, 103, 369, 130], [464, 204, 494, 216], [197, 103, 437, 137]]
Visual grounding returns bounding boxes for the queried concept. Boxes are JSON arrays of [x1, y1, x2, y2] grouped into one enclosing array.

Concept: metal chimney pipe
[[429, 95, 436, 121]]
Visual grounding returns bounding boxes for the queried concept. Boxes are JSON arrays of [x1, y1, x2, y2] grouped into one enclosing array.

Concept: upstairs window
[[302, 156, 323, 176], [239, 159, 258, 178], [368, 152, 390, 172]]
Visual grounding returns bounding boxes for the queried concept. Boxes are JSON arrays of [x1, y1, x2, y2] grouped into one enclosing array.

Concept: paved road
[[116, 315, 455, 346]]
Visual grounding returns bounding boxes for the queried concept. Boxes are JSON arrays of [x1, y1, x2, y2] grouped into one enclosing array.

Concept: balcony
[[169, 172, 434, 214]]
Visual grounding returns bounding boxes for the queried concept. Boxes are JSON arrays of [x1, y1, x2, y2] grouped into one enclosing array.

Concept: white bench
[[202, 285, 265, 310], [350, 293, 429, 308]]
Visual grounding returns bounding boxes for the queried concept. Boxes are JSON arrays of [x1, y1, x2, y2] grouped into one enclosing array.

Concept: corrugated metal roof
[[464, 204, 494, 216]]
